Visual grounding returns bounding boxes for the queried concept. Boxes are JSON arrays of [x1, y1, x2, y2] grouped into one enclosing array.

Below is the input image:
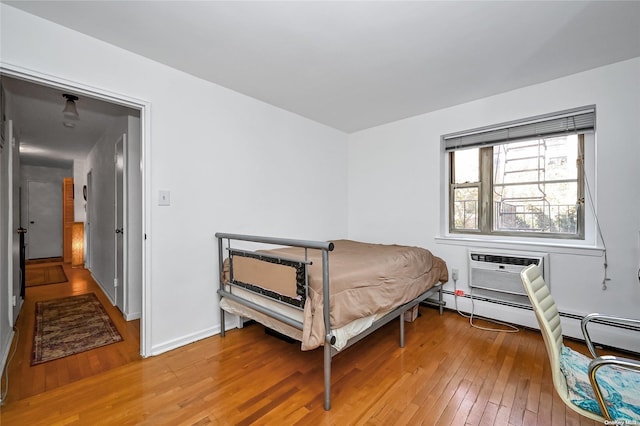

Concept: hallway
[[3, 261, 140, 403]]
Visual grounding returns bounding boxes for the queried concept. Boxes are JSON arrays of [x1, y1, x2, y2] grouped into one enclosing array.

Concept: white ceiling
[[6, 0, 640, 133], [2, 1, 640, 146], [2, 76, 137, 168]]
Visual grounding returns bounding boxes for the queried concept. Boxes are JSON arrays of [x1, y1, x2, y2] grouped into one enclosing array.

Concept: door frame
[[0, 63, 152, 357]]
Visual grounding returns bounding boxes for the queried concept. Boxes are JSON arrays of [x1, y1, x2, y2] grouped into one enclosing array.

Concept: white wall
[[0, 4, 348, 355], [20, 164, 71, 259], [348, 57, 640, 352], [85, 115, 127, 303], [20, 164, 72, 227]]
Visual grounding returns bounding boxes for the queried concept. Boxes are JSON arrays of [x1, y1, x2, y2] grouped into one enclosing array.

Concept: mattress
[[219, 285, 388, 351], [223, 239, 448, 350]]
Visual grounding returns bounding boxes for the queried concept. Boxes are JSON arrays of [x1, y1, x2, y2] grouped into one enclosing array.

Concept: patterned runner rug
[[32, 293, 123, 365], [26, 265, 68, 287]]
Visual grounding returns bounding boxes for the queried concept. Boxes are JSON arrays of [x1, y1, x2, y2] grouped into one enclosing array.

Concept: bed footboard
[[216, 232, 336, 409], [215, 232, 445, 411]]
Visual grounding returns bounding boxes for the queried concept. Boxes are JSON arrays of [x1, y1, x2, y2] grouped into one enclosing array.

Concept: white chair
[[520, 264, 640, 422]]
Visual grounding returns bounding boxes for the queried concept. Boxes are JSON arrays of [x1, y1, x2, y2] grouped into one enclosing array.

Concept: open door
[[1, 119, 10, 327], [85, 170, 92, 270], [114, 134, 126, 314], [1, 119, 21, 326], [1, 120, 16, 325]]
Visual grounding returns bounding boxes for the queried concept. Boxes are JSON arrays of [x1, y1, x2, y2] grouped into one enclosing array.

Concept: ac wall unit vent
[[468, 249, 549, 306]]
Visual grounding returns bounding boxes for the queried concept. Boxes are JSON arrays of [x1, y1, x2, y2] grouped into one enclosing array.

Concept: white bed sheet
[[220, 285, 387, 351]]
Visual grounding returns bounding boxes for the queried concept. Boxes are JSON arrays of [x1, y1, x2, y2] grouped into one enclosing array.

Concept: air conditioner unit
[[468, 249, 549, 306]]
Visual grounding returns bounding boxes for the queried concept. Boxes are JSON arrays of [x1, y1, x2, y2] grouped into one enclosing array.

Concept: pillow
[[559, 345, 640, 421]]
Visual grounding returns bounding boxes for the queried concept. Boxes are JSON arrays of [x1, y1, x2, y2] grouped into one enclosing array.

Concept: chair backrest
[[520, 264, 568, 398]]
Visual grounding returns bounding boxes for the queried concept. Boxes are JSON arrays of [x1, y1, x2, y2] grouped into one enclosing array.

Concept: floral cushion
[[560, 345, 640, 421]]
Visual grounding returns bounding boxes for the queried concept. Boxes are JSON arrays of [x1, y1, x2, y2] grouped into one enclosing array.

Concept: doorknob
[[30, 221, 35, 224]]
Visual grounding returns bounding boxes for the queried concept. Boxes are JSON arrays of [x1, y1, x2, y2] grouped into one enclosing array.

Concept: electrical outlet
[[452, 268, 459, 281]]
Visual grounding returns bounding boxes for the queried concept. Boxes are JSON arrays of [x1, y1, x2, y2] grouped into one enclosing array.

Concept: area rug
[[32, 293, 123, 365], [25, 265, 68, 287]]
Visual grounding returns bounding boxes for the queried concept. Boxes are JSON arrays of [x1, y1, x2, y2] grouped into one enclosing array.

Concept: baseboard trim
[[150, 326, 220, 356]]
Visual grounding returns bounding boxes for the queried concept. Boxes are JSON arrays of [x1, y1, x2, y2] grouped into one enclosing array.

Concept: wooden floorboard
[[1, 290, 623, 425], [2, 262, 140, 404]]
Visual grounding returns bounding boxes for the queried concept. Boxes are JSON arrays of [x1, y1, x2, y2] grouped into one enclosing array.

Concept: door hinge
[[114, 278, 119, 288]]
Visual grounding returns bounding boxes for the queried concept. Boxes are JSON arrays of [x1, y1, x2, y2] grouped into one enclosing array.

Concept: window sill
[[434, 235, 605, 257]]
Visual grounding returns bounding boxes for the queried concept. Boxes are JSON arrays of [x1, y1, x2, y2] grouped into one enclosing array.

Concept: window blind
[[444, 106, 595, 151]]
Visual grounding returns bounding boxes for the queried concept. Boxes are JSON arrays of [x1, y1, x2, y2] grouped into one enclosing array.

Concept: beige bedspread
[[253, 240, 448, 350]]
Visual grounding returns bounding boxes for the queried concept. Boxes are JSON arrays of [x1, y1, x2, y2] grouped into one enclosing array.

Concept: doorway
[[0, 66, 149, 357]]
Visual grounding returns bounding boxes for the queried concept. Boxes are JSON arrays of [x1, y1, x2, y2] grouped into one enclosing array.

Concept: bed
[[216, 232, 449, 410]]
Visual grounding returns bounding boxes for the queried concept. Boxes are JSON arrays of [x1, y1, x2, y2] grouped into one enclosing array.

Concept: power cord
[[452, 278, 519, 333], [583, 154, 610, 290], [0, 326, 19, 406]]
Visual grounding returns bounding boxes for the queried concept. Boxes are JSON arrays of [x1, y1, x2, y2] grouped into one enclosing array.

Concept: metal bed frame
[[216, 232, 444, 410]]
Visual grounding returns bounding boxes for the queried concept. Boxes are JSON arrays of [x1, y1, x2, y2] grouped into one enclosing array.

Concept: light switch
[[158, 190, 170, 206]]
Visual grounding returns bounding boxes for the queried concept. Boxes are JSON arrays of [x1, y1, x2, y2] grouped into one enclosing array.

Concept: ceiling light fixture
[[62, 94, 79, 119]]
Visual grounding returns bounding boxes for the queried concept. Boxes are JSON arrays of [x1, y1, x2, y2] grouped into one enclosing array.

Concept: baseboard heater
[[438, 289, 640, 357], [442, 288, 640, 331], [468, 248, 549, 306]]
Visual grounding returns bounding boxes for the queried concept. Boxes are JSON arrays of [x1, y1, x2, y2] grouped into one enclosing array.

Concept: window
[[445, 106, 594, 239]]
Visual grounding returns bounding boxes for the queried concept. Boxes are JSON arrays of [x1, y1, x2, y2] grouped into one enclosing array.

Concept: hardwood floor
[[3, 262, 140, 403], [1, 296, 615, 425]]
